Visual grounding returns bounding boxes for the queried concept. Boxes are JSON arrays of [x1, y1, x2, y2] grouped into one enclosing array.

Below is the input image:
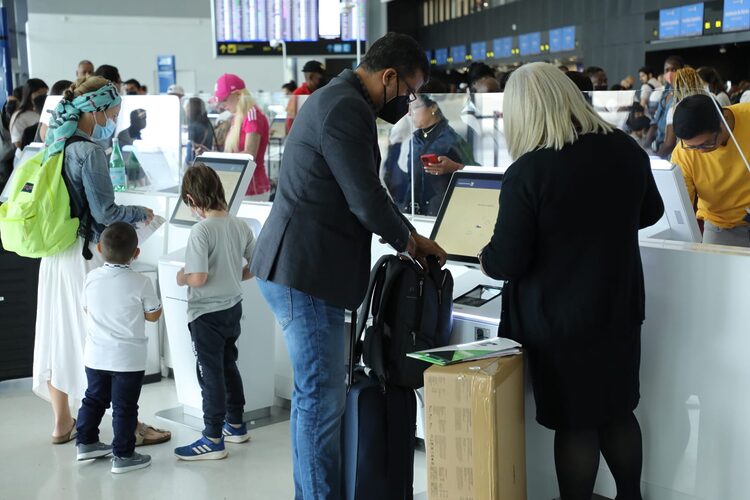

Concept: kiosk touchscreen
[[429, 170, 505, 338], [1, 143, 44, 203], [430, 170, 503, 267], [170, 153, 255, 226], [649, 159, 702, 243]]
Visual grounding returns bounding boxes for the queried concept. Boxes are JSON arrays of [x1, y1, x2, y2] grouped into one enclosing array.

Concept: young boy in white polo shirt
[[75, 222, 162, 474]]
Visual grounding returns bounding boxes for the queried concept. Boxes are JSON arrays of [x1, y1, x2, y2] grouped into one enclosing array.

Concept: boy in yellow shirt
[[672, 95, 750, 247]]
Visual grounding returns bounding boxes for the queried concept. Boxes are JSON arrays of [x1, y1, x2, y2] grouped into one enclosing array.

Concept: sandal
[[52, 419, 78, 445], [135, 421, 171, 446]]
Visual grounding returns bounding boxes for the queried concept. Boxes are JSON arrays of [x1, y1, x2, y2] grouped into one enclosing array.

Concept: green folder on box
[[408, 337, 522, 366]]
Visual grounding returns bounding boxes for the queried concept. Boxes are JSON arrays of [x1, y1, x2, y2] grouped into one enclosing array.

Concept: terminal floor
[[0, 377, 429, 500]]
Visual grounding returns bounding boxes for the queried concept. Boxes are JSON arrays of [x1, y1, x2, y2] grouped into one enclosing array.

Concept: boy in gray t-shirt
[[174, 164, 255, 461]]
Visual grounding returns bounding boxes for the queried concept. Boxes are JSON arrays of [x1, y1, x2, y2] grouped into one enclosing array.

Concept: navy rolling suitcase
[[342, 309, 417, 500]]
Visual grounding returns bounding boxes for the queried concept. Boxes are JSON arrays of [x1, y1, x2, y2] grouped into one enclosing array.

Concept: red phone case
[[420, 154, 439, 166]]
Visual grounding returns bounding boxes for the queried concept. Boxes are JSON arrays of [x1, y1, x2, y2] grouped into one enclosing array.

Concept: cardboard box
[[424, 354, 526, 500]]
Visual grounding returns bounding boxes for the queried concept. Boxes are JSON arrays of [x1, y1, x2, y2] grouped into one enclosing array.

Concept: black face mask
[[378, 77, 409, 125], [126, 91, 138, 96]]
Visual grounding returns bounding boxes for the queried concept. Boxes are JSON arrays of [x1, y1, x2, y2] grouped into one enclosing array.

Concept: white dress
[[33, 238, 103, 403]]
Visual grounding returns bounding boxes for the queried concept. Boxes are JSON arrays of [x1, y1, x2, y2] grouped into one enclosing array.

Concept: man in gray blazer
[[251, 33, 446, 500]]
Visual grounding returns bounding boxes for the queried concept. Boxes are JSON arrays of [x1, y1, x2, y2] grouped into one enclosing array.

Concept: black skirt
[[526, 325, 642, 430]]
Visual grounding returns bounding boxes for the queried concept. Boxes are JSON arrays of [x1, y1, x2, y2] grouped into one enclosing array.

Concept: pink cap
[[214, 73, 245, 102]]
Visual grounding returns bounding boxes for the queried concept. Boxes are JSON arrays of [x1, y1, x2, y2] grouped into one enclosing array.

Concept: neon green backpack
[[0, 136, 91, 258]]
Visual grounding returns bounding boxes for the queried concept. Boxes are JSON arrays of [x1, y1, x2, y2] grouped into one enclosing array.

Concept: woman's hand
[[193, 143, 210, 156], [424, 156, 463, 176], [142, 208, 154, 224]]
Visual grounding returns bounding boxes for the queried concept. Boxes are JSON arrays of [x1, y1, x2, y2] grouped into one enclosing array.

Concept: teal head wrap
[[43, 83, 122, 161]]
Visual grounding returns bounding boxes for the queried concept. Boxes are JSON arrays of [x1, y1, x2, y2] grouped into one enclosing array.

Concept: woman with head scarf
[[34, 75, 169, 447]]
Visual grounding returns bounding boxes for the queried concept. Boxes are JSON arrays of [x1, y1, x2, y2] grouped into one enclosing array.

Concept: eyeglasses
[[397, 74, 419, 103], [681, 132, 719, 151]]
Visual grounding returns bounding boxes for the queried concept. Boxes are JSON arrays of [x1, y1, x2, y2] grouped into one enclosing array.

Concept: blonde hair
[[503, 62, 614, 161], [62, 75, 111, 101], [672, 67, 709, 103], [224, 89, 257, 153]]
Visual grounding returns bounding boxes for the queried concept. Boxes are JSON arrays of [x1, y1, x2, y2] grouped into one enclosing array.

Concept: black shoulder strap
[[61, 134, 95, 260]]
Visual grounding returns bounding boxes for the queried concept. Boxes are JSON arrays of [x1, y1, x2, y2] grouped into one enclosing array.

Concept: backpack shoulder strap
[[60, 134, 95, 260]]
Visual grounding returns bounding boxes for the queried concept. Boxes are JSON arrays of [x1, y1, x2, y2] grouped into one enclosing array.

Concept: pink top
[[236, 105, 270, 196]]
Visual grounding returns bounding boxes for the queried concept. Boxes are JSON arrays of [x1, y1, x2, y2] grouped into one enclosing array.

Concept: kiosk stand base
[[155, 405, 290, 432]]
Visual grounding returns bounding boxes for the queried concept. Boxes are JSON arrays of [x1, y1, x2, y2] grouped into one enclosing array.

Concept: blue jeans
[[258, 279, 346, 500], [77, 367, 144, 457]]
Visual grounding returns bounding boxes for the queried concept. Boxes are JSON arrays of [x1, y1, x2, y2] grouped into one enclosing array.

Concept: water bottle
[[109, 138, 127, 192]]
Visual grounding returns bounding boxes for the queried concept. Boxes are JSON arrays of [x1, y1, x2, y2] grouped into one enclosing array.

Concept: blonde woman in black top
[[480, 62, 664, 500]]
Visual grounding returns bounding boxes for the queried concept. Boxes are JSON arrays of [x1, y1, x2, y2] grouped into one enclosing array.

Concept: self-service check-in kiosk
[[415, 169, 505, 440], [431, 170, 506, 343], [157, 153, 277, 427]]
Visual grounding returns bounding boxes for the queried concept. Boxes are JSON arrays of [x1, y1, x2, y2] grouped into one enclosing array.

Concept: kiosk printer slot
[[157, 153, 276, 427]]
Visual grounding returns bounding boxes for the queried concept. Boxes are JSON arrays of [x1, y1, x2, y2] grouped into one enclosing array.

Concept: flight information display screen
[[213, 0, 365, 55]]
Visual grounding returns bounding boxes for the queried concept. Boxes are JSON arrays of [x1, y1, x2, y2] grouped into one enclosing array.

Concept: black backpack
[[356, 254, 453, 389]]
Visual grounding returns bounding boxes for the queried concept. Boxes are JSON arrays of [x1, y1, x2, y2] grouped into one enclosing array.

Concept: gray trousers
[[703, 221, 750, 247]]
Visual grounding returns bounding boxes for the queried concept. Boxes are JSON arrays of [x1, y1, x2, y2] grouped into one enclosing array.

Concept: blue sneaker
[[222, 422, 251, 444], [174, 436, 228, 461]]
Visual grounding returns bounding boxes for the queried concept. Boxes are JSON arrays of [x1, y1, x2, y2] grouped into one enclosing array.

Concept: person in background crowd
[[620, 75, 635, 90], [117, 108, 148, 185], [95, 64, 122, 86], [407, 93, 475, 215], [77, 60, 94, 80], [697, 67, 731, 107], [480, 62, 664, 500], [626, 103, 652, 145], [33, 75, 170, 448], [167, 84, 185, 100], [10, 78, 48, 148], [2, 86, 23, 132], [644, 55, 685, 158], [186, 97, 215, 154], [138, 85, 148, 96], [638, 66, 663, 113], [36, 80, 74, 143], [499, 70, 514, 91], [468, 62, 501, 93], [585, 66, 608, 91], [660, 67, 706, 158], [251, 32, 446, 500], [51, 79, 73, 96], [566, 71, 594, 93], [672, 94, 750, 247], [285, 60, 326, 133], [20, 94, 47, 149], [117, 108, 147, 147], [214, 73, 271, 200], [559, 65, 570, 72], [610, 84, 625, 91], [124, 79, 141, 96], [281, 80, 297, 95]]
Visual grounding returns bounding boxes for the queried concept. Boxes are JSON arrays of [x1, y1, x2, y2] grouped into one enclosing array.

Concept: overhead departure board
[[549, 26, 576, 52], [213, 0, 366, 55], [519, 32, 541, 56], [492, 37, 513, 59], [723, 0, 750, 32]]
